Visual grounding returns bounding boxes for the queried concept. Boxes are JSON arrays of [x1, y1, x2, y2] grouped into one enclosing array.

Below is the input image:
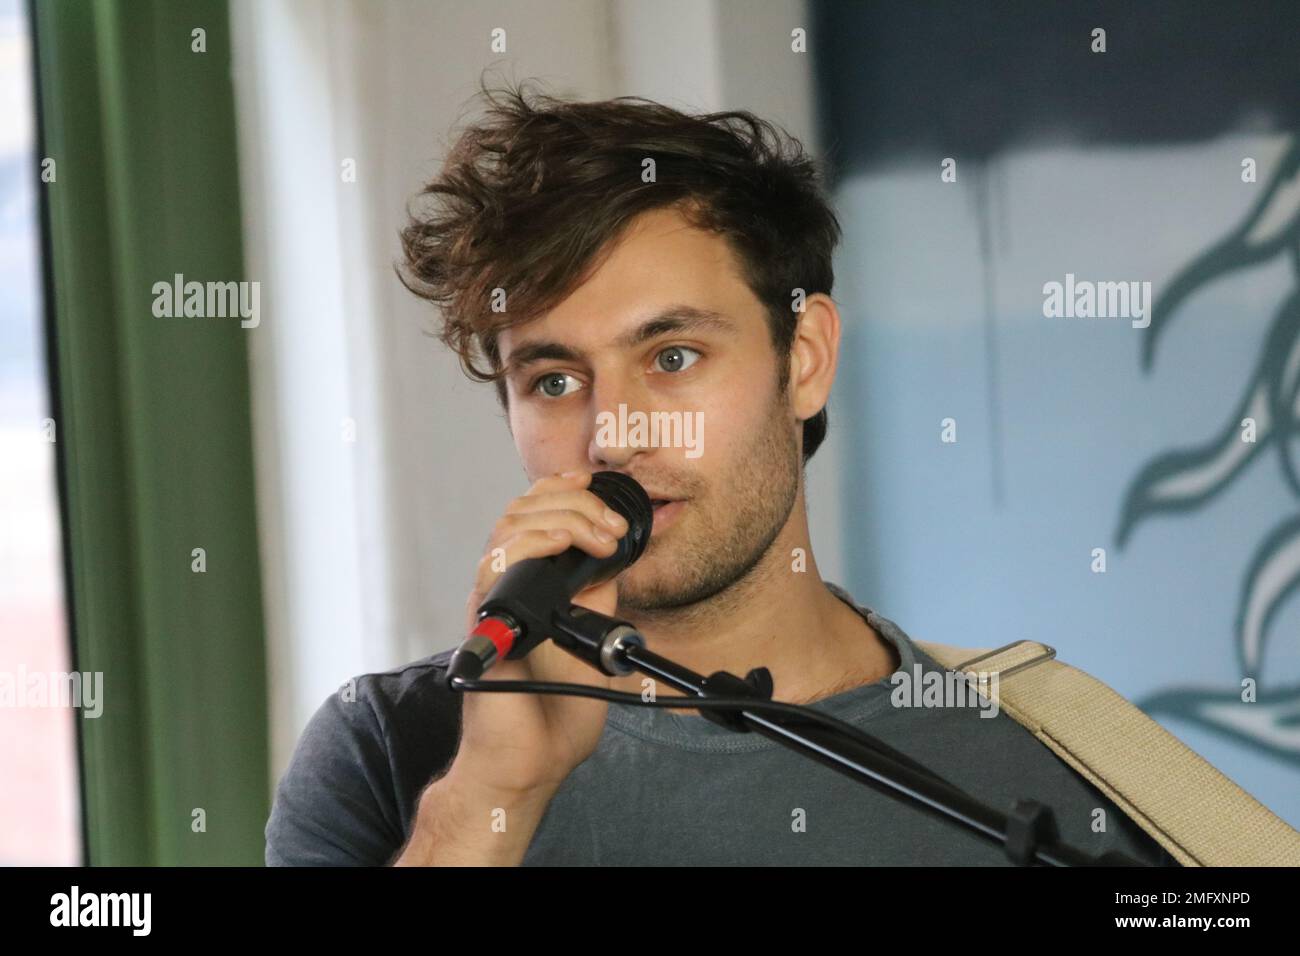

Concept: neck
[[610, 485, 899, 708]]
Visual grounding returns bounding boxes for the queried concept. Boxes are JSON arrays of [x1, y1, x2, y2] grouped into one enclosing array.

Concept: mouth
[[648, 497, 686, 533]]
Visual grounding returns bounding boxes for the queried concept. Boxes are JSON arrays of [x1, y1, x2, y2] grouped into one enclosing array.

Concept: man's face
[[497, 206, 802, 611]]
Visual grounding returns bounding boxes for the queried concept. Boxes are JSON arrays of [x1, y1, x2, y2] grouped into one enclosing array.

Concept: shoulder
[[265, 648, 460, 866]]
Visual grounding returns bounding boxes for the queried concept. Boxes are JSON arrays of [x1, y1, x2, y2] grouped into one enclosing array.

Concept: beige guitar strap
[[914, 638, 1300, 866]]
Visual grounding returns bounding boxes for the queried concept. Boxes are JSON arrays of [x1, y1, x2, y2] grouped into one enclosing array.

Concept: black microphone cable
[[446, 671, 952, 787]]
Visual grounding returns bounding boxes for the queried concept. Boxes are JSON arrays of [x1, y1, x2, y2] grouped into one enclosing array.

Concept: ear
[[787, 293, 840, 423]]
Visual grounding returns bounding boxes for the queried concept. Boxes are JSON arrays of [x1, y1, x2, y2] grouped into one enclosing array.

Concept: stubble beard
[[616, 387, 802, 616]]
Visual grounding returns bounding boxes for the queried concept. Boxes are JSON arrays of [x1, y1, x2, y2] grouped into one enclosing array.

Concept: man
[[265, 80, 1188, 866]]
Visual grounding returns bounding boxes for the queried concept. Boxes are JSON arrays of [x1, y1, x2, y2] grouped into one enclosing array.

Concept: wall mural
[[1116, 142, 1300, 765]]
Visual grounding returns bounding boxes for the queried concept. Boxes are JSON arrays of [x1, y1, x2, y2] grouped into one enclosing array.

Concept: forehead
[[498, 206, 764, 357]]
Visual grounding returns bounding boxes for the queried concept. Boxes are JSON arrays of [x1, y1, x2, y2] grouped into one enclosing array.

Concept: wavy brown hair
[[398, 77, 842, 461]]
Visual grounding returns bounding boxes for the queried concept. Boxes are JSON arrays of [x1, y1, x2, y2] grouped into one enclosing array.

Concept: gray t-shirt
[[265, 583, 1178, 866]]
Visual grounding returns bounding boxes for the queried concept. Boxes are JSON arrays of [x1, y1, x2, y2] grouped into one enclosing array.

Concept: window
[[0, 0, 80, 866]]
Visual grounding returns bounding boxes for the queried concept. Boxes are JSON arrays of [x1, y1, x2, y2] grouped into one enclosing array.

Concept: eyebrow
[[503, 306, 737, 375]]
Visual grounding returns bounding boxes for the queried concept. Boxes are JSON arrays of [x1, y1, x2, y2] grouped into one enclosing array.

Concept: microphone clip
[[550, 605, 646, 676], [697, 667, 774, 733]]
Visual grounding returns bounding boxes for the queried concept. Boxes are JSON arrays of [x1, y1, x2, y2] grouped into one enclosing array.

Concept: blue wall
[[816, 0, 1300, 828]]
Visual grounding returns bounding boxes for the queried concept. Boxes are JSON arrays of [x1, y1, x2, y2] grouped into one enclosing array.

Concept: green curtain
[[32, 0, 268, 865]]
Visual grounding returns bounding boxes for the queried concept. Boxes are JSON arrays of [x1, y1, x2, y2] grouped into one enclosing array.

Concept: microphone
[[446, 471, 653, 684]]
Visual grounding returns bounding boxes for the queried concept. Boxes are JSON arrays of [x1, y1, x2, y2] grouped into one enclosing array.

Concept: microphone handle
[[477, 544, 624, 660], [447, 470, 652, 684]]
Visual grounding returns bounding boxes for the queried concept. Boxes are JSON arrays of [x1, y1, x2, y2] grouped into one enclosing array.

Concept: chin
[[616, 555, 683, 610]]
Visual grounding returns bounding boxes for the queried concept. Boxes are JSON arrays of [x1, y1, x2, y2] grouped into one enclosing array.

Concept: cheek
[[696, 370, 778, 460], [512, 406, 588, 475]]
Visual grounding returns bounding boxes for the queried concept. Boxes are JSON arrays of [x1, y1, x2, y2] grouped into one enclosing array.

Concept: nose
[[586, 378, 651, 469]]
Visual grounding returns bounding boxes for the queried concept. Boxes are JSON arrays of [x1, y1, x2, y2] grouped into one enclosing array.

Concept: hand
[[453, 470, 630, 796]]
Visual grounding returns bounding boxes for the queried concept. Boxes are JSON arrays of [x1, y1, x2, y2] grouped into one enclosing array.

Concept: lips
[[647, 497, 686, 533], [617, 477, 687, 532]]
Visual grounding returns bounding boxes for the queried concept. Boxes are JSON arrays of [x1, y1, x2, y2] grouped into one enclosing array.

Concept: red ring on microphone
[[471, 616, 517, 658]]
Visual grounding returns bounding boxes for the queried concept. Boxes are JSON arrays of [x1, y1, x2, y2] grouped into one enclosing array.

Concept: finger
[[504, 489, 628, 535], [472, 527, 576, 602], [489, 509, 621, 559], [525, 471, 592, 496]]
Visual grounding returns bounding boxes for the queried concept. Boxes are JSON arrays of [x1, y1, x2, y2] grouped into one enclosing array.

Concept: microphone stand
[[548, 604, 1148, 867]]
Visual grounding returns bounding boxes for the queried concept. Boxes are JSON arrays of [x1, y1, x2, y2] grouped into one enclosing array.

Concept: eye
[[654, 345, 701, 373], [532, 371, 583, 398]]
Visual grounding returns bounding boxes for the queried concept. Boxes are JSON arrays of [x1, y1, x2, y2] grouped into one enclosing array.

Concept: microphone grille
[[588, 471, 653, 564]]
